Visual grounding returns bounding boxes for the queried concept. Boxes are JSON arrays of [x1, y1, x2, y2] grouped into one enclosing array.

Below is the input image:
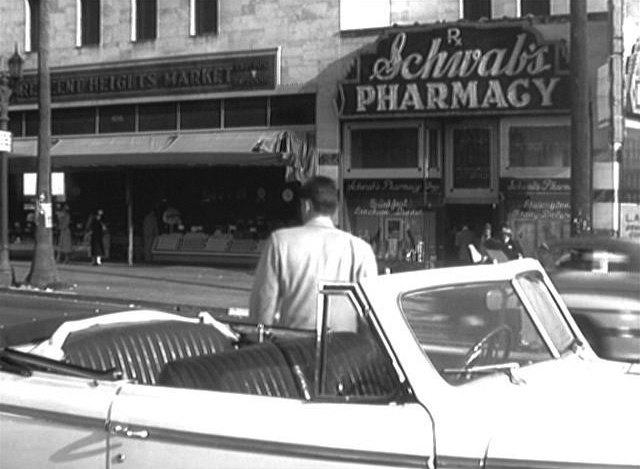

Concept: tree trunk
[[26, 0, 59, 288]]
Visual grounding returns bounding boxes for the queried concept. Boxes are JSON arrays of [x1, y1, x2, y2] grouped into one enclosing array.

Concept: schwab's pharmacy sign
[[337, 24, 569, 116]]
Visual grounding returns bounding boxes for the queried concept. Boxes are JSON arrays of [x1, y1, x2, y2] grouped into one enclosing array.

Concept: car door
[[106, 286, 435, 468], [0, 371, 120, 469]]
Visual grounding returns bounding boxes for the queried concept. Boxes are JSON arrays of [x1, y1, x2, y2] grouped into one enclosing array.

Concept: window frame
[[76, 0, 101, 47], [316, 282, 407, 403], [500, 116, 571, 179], [519, 0, 551, 17], [343, 120, 425, 179], [25, 0, 39, 53], [189, 0, 219, 37], [445, 119, 498, 203], [131, 0, 158, 42], [460, 0, 491, 20]]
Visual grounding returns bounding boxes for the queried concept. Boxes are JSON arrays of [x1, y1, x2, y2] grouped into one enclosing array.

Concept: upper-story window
[[25, 0, 39, 52], [520, 0, 550, 16], [132, 0, 157, 42], [340, 0, 390, 30], [77, 0, 101, 47], [190, 0, 218, 36], [462, 0, 491, 20]]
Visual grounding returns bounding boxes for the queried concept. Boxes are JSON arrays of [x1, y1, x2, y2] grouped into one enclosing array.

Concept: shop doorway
[[443, 204, 496, 266]]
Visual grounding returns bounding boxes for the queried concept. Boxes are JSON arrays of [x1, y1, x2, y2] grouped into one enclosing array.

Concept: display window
[[500, 116, 571, 178], [344, 121, 425, 179], [500, 178, 571, 257], [344, 179, 436, 271]]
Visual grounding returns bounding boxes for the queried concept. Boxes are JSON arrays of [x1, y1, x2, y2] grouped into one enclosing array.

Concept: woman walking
[[56, 204, 72, 263], [88, 209, 106, 266]]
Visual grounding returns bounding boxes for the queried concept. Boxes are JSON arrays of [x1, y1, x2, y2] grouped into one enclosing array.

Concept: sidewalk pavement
[[5, 259, 256, 316]]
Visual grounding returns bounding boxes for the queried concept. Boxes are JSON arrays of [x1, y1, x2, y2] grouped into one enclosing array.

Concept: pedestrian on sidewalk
[[55, 203, 72, 264], [454, 222, 475, 265], [249, 176, 378, 331], [87, 209, 106, 266], [143, 208, 159, 262]]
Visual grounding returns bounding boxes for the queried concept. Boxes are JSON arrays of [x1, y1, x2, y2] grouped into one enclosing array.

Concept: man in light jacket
[[249, 176, 378, 330]]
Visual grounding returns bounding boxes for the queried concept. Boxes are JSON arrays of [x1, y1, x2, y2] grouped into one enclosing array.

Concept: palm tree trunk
[[26, 0, 59, 288]]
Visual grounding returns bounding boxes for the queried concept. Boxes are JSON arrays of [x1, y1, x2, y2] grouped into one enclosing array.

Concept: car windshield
[[400, 271, 576, 385]]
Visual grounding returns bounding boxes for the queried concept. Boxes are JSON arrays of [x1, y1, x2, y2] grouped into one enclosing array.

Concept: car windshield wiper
[[0, 348, 122, 381], [441, 362, 526, 385]]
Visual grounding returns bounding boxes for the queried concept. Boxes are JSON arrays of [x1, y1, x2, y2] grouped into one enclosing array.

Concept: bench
[[158, 332, 398, 399], [62, 320, 235, 385]]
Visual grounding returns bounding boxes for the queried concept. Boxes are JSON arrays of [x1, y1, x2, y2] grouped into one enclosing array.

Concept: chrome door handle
[[111, 424, 149, 439]]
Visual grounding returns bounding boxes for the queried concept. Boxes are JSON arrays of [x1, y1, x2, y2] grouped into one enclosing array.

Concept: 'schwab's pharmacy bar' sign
[[337, 24, 569, 116]]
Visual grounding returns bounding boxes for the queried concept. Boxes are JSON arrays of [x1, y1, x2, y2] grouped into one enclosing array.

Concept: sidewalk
[[6, 259, 256, 316]]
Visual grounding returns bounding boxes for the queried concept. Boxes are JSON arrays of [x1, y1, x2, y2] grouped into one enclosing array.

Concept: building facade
[[0, 0, 631, 268]]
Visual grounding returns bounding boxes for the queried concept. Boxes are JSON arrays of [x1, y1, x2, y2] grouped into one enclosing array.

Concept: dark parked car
[[538, 236, 640, 362]]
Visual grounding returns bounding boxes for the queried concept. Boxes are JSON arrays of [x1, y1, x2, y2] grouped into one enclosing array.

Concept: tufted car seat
[[62, 320, 235, 385], [275, 332, 398, 398], [158, 341, 301, 398]]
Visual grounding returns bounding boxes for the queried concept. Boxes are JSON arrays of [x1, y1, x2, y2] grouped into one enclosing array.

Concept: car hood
[[481, 357, 640, 467]]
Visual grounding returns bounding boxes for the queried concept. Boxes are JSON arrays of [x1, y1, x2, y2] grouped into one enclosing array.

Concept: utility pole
[[570, 0, 592, 235], [26, 0, 59, 288], [609, 0, 624, 236]]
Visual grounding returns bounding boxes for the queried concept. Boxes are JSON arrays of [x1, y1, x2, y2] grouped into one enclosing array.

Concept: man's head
[[299, 176, 339, 217]]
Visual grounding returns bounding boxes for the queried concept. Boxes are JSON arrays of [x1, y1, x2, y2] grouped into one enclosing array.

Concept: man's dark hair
[[299, 176, 338, 215]]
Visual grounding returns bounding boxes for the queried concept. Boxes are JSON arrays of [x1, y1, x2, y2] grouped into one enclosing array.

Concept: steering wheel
[[463, 325, 513, 368]]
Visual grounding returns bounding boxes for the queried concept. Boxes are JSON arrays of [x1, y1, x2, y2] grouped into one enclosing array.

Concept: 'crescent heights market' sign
[[337, 24, 570, 116]]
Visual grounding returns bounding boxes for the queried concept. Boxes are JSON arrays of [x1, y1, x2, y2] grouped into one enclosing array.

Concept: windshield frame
[[511, 271, 577, 358]]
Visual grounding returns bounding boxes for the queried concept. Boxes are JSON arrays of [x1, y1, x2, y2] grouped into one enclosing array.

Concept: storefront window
[[180, 100, 221, 130], [52, 107, 96, 135], [508, 126, 570, 168], [8, 112, 22, 137], [99, 105, 136, 133], [344, 178, 431, 272], [351, 127, 417, 169], [25, 111, 39, 136], [270, 94, 315, 126], [139, 102, 177, 131], [224, 97, 268, 128], [345, 122, 424, 178], [500, 117, 570, 178]]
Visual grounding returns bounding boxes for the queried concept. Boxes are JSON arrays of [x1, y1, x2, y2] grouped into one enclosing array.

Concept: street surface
[[0, 290, 130, 347], [0, 260, 256, 346]]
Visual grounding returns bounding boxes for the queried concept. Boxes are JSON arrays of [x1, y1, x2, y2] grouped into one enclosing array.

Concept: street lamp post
[[0, 48, 23, 287]]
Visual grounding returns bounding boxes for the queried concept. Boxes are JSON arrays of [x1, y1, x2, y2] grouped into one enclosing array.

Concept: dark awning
[[9, 130, 291, 171]]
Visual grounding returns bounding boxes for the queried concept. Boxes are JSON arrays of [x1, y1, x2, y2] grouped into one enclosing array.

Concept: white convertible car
[[1, 259, 639, 468]]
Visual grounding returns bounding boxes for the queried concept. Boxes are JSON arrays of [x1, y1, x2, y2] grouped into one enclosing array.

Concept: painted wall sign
[[337, 24, 569, 116], [13, 51, 278, 104], [345, 178, 424, 216], [501, 178, 571, 220], [620, 204, 640, 239]]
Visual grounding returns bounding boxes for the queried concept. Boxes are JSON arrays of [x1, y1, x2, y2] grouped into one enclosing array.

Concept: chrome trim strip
[[111, 421, 429, 468], [439, 455, 639, 469], [437, 455, 482, 469], [486, 457, 639, 469], [0, 403, 106, 430]]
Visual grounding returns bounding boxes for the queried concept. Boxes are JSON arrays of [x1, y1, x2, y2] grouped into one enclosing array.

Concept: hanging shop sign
[[625, 38, 640, 117], [13, 50, 278, 104], [337, 23, 569, 116]]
